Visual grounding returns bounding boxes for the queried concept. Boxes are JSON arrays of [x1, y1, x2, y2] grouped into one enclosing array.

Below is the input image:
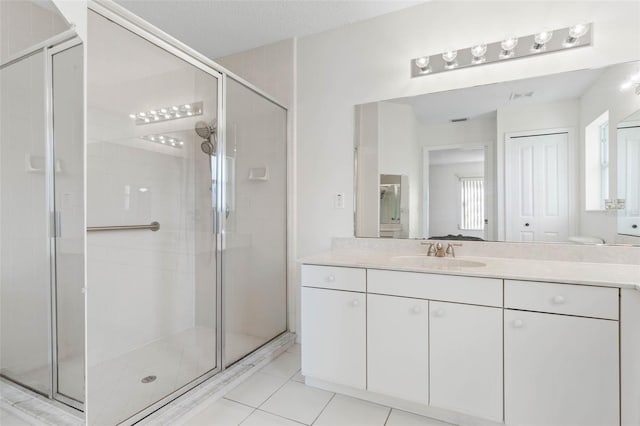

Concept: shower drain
[[141, 375, 157, 384]]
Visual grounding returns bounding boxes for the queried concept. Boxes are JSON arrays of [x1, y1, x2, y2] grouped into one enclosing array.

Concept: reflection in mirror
[[426, 148, 486, 241], [618, 109, 640, 237], [355, 61, 640, 245], [380, 174, 407, 238]]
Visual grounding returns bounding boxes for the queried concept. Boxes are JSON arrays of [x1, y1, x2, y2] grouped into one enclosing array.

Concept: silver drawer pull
[[551, 295, 566, 305]]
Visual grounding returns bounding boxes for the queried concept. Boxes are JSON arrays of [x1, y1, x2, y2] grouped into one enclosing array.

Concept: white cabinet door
[[504, 310, 619, 426], [301, 287, 366, 389], [367, 294, 429, 403], [429, 301, 503, 421]]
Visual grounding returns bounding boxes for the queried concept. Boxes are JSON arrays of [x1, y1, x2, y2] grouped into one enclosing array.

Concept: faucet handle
[[445, 242, 462, 257], [421, 241, 436, 256]]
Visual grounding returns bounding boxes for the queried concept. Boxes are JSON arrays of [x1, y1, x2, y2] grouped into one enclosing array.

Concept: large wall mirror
[[355, 61, 640, 245]]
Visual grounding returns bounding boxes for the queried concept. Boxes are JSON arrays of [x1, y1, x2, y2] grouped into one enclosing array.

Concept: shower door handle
[[52, 210, 62, 238], [225, 205, 230, 219]]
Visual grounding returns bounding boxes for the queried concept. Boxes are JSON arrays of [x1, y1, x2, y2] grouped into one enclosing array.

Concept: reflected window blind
[[460, 177, 484, 230]]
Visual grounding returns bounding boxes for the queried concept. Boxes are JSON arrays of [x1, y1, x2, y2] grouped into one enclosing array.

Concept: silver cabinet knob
[[326, 274, 336, 282], [512, 319, 524, 328], [411, 306, 422, 314], [350, 299, 360, 307], [433, 308, 445, 317], [552, 295, 566, 305]]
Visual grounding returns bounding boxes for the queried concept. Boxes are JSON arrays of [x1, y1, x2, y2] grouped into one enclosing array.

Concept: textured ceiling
[[114, 0, 423, 59]]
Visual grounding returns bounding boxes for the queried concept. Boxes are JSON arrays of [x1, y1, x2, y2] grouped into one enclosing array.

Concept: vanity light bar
[[139, 134, 185, 148], [129, 101, 203, 125], [411, 23, 592, 77]]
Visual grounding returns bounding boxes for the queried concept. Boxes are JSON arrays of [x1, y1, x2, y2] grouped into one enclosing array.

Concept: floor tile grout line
[[383, 407, 393, 426], [253, 408, 307, 425], [255, 368, 298, 410], [236, 405, 258, 426], [310, 392, 336, 425]]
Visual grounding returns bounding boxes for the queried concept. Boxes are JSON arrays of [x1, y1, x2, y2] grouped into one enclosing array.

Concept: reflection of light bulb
[[442, 50, 458, 69], [500, 38, 518, 59], [129, 114, 136, 119], [564, 24, 589, 47], [160, 108, 167, 113], [179, 141, 184, 146], [569, 24, 589, 39], [442, 50, 457, 62], [620, 80, 633, 91], [630, 71, 640, 82], [185, 104, 191, 109], [172, 106, 179, 111], [532, 31, 553, 51], [415, 56, 430, 73], [470, 44, 487, 64]]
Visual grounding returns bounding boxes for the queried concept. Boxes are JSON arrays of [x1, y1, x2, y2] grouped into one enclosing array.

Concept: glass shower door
[[223, 78, 287, 366], [87, 12, 220, 425]]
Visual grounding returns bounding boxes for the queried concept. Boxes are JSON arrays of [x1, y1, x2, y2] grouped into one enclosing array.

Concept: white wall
[[216, 39, 295, 109], [378, 102, 421, 238]]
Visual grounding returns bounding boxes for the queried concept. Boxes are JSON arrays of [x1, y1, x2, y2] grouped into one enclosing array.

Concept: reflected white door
[[505, 132, 569, 242], [617, 126, 640, 236]]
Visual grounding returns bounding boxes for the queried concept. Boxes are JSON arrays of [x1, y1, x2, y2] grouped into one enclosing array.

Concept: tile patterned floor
[[178, 344, 453, 426]]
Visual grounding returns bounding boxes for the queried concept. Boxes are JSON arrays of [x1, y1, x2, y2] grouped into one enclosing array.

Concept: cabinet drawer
[[301, 265, 366, 292], [368, 269, 502, 307], [505, 280, 618, 320]]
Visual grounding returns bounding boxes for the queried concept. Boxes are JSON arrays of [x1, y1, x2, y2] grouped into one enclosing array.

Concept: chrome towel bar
[[87, 221, 160, 232]]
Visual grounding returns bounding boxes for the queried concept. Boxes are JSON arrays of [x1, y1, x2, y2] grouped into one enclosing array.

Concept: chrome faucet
[[421, 241, 462, 257]]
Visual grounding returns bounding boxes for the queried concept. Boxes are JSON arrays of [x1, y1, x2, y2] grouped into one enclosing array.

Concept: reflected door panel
[[617, 126, 640, 236], [87, 12, 219, 425], [506, 133, 569, 242]]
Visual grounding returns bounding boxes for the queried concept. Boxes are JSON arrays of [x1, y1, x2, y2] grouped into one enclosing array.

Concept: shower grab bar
[[87, 221, 160, 232]]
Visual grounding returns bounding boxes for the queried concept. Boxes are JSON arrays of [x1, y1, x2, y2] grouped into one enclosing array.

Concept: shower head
[[195, 119, 216, 140], [196, 119, 218, 155]]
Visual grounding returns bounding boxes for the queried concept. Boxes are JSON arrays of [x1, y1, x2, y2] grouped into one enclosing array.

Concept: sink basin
[[390, 255, 486, 268]]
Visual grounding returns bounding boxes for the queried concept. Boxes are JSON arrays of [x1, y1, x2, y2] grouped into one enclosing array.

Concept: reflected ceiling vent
[[129, 101, 203, 125], [451, 118, 468, 123], [509, 91, 535, 100]]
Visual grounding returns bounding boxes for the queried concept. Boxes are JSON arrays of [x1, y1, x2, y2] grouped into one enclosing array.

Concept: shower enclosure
[[1, 1, 288, 424], [0, 0, 85, 410]]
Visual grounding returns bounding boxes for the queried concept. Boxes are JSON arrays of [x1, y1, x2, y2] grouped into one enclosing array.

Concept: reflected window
[[585, 110, 609, 210], [459, 177, 484, 231]]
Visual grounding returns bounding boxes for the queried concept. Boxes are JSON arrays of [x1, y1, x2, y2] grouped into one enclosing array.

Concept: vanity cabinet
[[429, 301, 503, 421], [367, 294, 429, 403], [504, 280, 620, 426], [301, 266, 366, 389], [301, 265, 623, 426]]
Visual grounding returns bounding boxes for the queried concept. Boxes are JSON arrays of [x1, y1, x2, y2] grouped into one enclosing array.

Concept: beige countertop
[[299, 249, 640, 291]]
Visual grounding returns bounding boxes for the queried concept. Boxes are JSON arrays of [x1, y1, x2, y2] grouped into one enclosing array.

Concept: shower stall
[[0, 1, 288, 424]]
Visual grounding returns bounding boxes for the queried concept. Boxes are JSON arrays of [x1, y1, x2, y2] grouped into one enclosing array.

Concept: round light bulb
[[442, 50, 457, 62], [629, 71, 640, 82], [179, 141, 184, 146], [159, 135, 165, 139], [139, 112, 146, 117], [164, 114, 171, 119], [171, 142, 176, 146], [569, 23, 589, 39], [534, 31, 553, 45], [187, 111, 193, 116], [184, 104, 192, 109], [470, 44, 487, 58], [149, 110, 156, 115], [502, 38, 518, 50], [150, 136, 156, 141], [160, 108, 167, 113], [172, 106, 179, 111], [175, 113, 181, 118], [144, 118, 150, 123], [415, 56, 429, 69], [128, 114, 136, 119]]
